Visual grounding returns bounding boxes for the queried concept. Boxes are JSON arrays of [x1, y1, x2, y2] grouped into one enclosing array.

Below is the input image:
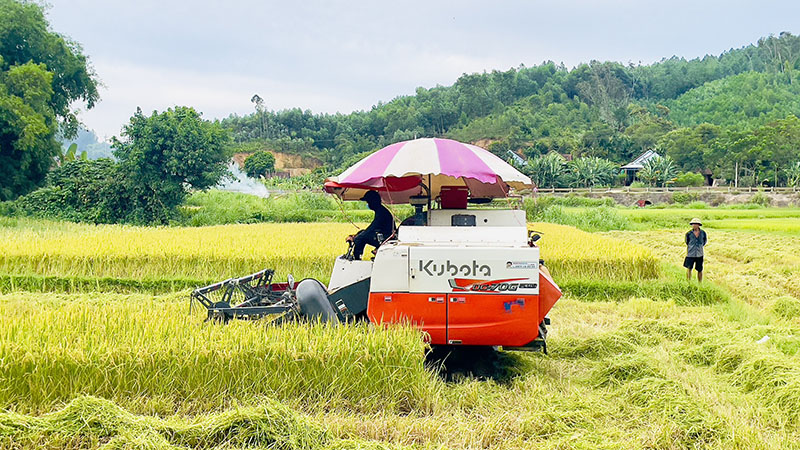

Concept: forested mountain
[[222, 32, 800, 186]]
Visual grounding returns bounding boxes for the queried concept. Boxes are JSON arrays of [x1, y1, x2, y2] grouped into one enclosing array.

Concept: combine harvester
[[192, 138, 561, 352]]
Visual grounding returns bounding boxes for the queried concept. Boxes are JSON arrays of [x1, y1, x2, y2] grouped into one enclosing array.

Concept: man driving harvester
[[346, 190, 394, 260]]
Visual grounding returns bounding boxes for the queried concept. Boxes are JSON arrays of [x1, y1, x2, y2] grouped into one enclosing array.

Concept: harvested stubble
[[0, 292, 438, 416], [606, 228, 800, 308]]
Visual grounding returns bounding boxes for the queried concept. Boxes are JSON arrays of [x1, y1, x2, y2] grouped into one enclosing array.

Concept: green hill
[[221, 33, 800, 185], [665, 71, 800, 129]]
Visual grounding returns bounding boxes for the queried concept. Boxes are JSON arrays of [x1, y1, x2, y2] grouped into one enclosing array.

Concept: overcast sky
[[45, 0, 799, 140]]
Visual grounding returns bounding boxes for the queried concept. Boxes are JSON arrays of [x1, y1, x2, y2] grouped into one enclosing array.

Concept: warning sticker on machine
[[506, 261, 538, 269]]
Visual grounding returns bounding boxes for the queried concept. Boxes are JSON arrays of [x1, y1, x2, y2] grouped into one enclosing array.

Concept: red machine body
[[367, 270, 560, 346]]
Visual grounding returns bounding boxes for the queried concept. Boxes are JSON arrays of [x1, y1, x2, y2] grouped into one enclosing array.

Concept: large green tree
[[659, 123, 722, 172], [0, 61, 60, 200], [111, 107, 231, 224], [0, 0, 99, 200], [0, 0, 99, 136]]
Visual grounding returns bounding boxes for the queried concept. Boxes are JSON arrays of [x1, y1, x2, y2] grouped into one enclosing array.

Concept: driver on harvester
[[346, 190, 393, 260]]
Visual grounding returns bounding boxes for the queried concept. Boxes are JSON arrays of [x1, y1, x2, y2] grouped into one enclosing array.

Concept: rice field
[[0, 218, 660, 293], [2, 211, 800, 449]]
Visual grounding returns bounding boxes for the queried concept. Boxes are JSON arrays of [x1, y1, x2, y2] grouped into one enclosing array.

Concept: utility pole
[[734, 161, 738, 188]]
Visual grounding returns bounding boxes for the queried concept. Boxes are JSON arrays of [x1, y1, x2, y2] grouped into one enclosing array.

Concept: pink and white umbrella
[[324, 138, 531, 204]]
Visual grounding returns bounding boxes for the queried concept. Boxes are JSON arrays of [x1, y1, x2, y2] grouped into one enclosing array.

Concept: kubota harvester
[[192, 138, 562, 351]]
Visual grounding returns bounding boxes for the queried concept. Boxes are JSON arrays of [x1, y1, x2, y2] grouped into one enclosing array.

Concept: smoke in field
[[217, 162, 270, 198]]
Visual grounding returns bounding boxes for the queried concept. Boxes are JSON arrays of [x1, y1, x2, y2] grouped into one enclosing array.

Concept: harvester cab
[[191, 138, 562, 351]]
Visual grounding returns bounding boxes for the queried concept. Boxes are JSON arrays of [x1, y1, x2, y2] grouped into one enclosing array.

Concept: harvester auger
[[192, 137, 563, 352]]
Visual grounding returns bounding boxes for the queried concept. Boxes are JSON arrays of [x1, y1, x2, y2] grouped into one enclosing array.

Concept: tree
[[659, 123, 722, 172], [0, 0, 99, 137], [523, 152, 566, 188], [625, 106, 675, 153], [786, 161, 800, 187], [244, 151, 276, 178], [0, 0, 99, 200], [637, 155, 679, 187], [574, 61, 632, 130], [674, 171, 706, 187], [567, 157, 619, 188], [0, 62, 60, 200], [111, 107, 231, 224], [251, 94, 268, 139]]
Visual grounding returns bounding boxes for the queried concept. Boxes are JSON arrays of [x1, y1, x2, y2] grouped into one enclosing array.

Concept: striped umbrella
[[324, 138, 531, 204]]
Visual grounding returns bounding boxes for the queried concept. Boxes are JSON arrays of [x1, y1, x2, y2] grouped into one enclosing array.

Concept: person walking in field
[[684, 218, 707, 282]]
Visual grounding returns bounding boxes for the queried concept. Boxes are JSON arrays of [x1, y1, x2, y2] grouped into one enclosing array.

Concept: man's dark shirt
[[364, 204, 394, 238], [685, 229, 707, 257]]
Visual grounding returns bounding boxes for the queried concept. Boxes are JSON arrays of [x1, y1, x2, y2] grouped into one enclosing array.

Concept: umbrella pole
[[427, 174, 432, 225]]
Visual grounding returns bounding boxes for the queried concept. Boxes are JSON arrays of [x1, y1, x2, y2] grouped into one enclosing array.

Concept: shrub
[[0, 201, 16, 217], [748, 191, 771, 207], [244, 151, 276, 178], [685, 201, 710, 209], [674, 171, 705, 187], [672, 192, 700, 204], [14, 159, 126, 223]]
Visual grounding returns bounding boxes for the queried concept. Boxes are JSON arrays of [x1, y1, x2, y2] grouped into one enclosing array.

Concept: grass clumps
[[0, 395, 402, 450], [771, 296, 800, 319], [679, 327, 800, 427]]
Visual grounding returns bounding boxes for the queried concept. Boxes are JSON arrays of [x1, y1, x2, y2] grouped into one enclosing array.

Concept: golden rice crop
[[0, 220, 357, 283], [0, 219, 658, 290], [0, 292, 437, 416], [529, 222, 660, 281]]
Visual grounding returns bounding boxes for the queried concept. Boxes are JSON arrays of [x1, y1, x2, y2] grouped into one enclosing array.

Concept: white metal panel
[[408, 246, 540, 294], [328, 258, 373, 293], [429, 209, 526, 227], [398, 226, 527, 246], [369, 243, 410, 292]]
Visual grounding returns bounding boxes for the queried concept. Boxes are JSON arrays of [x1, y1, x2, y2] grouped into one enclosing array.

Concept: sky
[[44, 0, 800, 140]]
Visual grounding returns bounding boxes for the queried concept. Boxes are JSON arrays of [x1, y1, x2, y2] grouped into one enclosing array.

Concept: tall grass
[[524, 197, 631, 232], [182, 190, 413, 226]]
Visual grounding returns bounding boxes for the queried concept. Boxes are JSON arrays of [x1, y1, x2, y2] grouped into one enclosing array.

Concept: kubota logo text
[[418, 260, 491, 277]]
